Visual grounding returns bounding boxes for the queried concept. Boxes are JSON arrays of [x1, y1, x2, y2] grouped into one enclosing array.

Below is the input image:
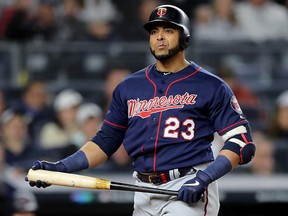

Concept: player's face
[[149, 24, 182, 61]]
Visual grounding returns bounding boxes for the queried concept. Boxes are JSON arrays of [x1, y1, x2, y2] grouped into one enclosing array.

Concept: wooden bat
[[27, 169, 178, 196]]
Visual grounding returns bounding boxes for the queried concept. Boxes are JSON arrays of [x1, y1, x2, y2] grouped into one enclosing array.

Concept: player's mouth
[[156, 43, 167, 49]]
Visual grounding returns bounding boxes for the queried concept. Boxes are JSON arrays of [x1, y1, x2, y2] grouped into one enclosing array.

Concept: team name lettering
[[127, 92, 197, 118]]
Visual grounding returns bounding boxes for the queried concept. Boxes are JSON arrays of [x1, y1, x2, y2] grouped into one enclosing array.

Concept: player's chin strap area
[[221, 125, 256, 164]]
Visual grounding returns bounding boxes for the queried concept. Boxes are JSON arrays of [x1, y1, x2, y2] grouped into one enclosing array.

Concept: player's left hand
[[25, 160, 66, 188], [178, 170, 212, 203]]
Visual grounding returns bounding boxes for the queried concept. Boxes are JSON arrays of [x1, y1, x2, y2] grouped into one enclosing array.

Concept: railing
[[191, 40, 288, 93], [1, 41, 287, 92]]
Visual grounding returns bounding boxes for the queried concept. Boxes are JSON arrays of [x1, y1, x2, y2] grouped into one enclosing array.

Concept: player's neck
[[156, 55, 189, 73]]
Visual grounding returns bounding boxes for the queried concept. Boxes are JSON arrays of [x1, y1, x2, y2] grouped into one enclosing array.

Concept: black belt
[[136, 167, 197, 185]]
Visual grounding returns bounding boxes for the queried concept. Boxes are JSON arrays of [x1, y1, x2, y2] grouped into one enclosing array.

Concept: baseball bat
[[27, 169, 178, 196]]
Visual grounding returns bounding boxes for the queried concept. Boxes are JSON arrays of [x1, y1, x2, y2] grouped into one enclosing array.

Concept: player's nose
[[156, 30, 165, 40]]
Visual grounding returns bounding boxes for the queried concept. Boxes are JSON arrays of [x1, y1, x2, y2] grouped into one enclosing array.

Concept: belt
[[136, 167, 197, 185]]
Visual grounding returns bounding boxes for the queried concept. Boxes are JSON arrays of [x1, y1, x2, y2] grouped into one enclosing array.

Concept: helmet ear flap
[[179, 32, 190, 50]]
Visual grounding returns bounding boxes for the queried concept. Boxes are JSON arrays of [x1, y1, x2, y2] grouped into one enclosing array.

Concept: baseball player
[[26, 4, 256, 216]]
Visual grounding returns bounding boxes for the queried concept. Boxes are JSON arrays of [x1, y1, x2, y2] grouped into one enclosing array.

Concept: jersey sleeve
[[91, 82, 129, 157], [104, 82, 129, 128], [209, 82, 249, 136]]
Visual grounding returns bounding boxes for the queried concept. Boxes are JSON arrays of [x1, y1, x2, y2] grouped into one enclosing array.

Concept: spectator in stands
[[267, 89, 288, 173], [100, 67, 131, 114], [226, 130, 276, 175], [0, 141, 40, 215], [114, 0, 161, 42], [80, 0, 120, 42], [83, 17, 120, 43], [248, 131, 275, 175], [162, 0, 207, 18], [54, 0, 87, 42], [0, 143, 33, 216], [191, 3, 212, 40], [216, 63, 265, 129], [81, 0, 117, 23], [0, 109, 40, 173], [0, 0, 36, 41], [0, 142, 7, 213], [0, 142, 5, 177], [25, 1, 58, 42], [38, 88, 83, 160], [216, 63, 261, 107], [2, 0, 60, 42], [11, 79, 54, 144], [0, 90, 7, 114], [193, 0, 245, 42], [74, 102, 104, 148], [268, 89, 288, 140], [0, 0, 13, 10], [10, 188, 39, 216], [235, 0, 288, 43]]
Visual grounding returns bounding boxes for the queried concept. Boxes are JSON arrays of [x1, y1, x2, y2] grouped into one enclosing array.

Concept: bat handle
[[110, 182, 178, 196]]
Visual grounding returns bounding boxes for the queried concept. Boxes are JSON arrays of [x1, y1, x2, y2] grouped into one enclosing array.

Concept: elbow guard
[[221, 125, 256, 165], [239, 143, 256, 165]]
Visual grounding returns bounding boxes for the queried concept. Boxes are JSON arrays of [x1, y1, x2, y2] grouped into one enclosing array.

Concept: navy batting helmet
[[143, 5, 191, 50]]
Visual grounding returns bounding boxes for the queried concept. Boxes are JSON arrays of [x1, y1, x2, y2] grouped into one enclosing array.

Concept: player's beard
[[150, 44, 182, 61]]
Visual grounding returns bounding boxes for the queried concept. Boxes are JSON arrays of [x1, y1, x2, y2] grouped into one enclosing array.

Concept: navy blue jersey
[[101, 62, 249, 173]]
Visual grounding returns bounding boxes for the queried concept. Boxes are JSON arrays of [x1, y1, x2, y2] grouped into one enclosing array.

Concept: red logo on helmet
[[157, 8, 167, 17]]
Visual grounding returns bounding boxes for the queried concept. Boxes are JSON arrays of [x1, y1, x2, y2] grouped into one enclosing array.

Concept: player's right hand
[[178, 170, 211, 203], [25, 160, 67, 188], [31, 160, 67, 171]]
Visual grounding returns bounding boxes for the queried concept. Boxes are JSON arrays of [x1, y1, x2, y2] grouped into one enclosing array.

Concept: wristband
[[202, 155, 232, 182], [60, 150, 89, 173]]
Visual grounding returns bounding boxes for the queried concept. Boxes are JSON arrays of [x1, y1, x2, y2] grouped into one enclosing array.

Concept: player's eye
[[150, 29, 157, 35], [165, 29, 174, 34]]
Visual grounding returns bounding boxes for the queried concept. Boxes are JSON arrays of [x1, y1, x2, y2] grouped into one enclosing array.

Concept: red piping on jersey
[[165, 66, 202, 95], [153, 111, 163, 172], [160, 173, 168, 183], [203, 189, 209, 216], [146, 65, 202, 172], [104, 119, 128, 129], [218, 120, 248, 134], [146, 65, 160, 172], [145, 66, 157, 98]]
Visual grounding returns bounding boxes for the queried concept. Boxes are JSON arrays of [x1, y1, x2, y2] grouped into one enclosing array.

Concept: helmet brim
[[143, 20, 183, 33]]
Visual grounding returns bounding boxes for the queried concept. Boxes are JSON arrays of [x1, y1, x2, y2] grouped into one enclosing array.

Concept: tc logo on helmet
[[157, 8, 167, 17]]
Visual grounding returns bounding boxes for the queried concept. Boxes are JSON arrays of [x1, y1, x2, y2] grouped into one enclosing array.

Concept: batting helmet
[[143, 5, 191, 50]]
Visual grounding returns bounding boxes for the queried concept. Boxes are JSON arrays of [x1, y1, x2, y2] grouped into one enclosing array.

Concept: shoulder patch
[[230, 95, 243, 114]]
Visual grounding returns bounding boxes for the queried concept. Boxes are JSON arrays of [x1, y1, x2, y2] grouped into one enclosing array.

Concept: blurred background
[[0, 0, 288, 215]]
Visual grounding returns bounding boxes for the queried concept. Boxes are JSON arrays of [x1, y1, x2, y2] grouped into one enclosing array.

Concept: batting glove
[[178, 170, 212, 203], [25, 160, 67, 188]]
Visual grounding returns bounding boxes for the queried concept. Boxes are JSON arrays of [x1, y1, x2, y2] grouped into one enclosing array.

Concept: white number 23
[[163, 117, 195, 140]]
